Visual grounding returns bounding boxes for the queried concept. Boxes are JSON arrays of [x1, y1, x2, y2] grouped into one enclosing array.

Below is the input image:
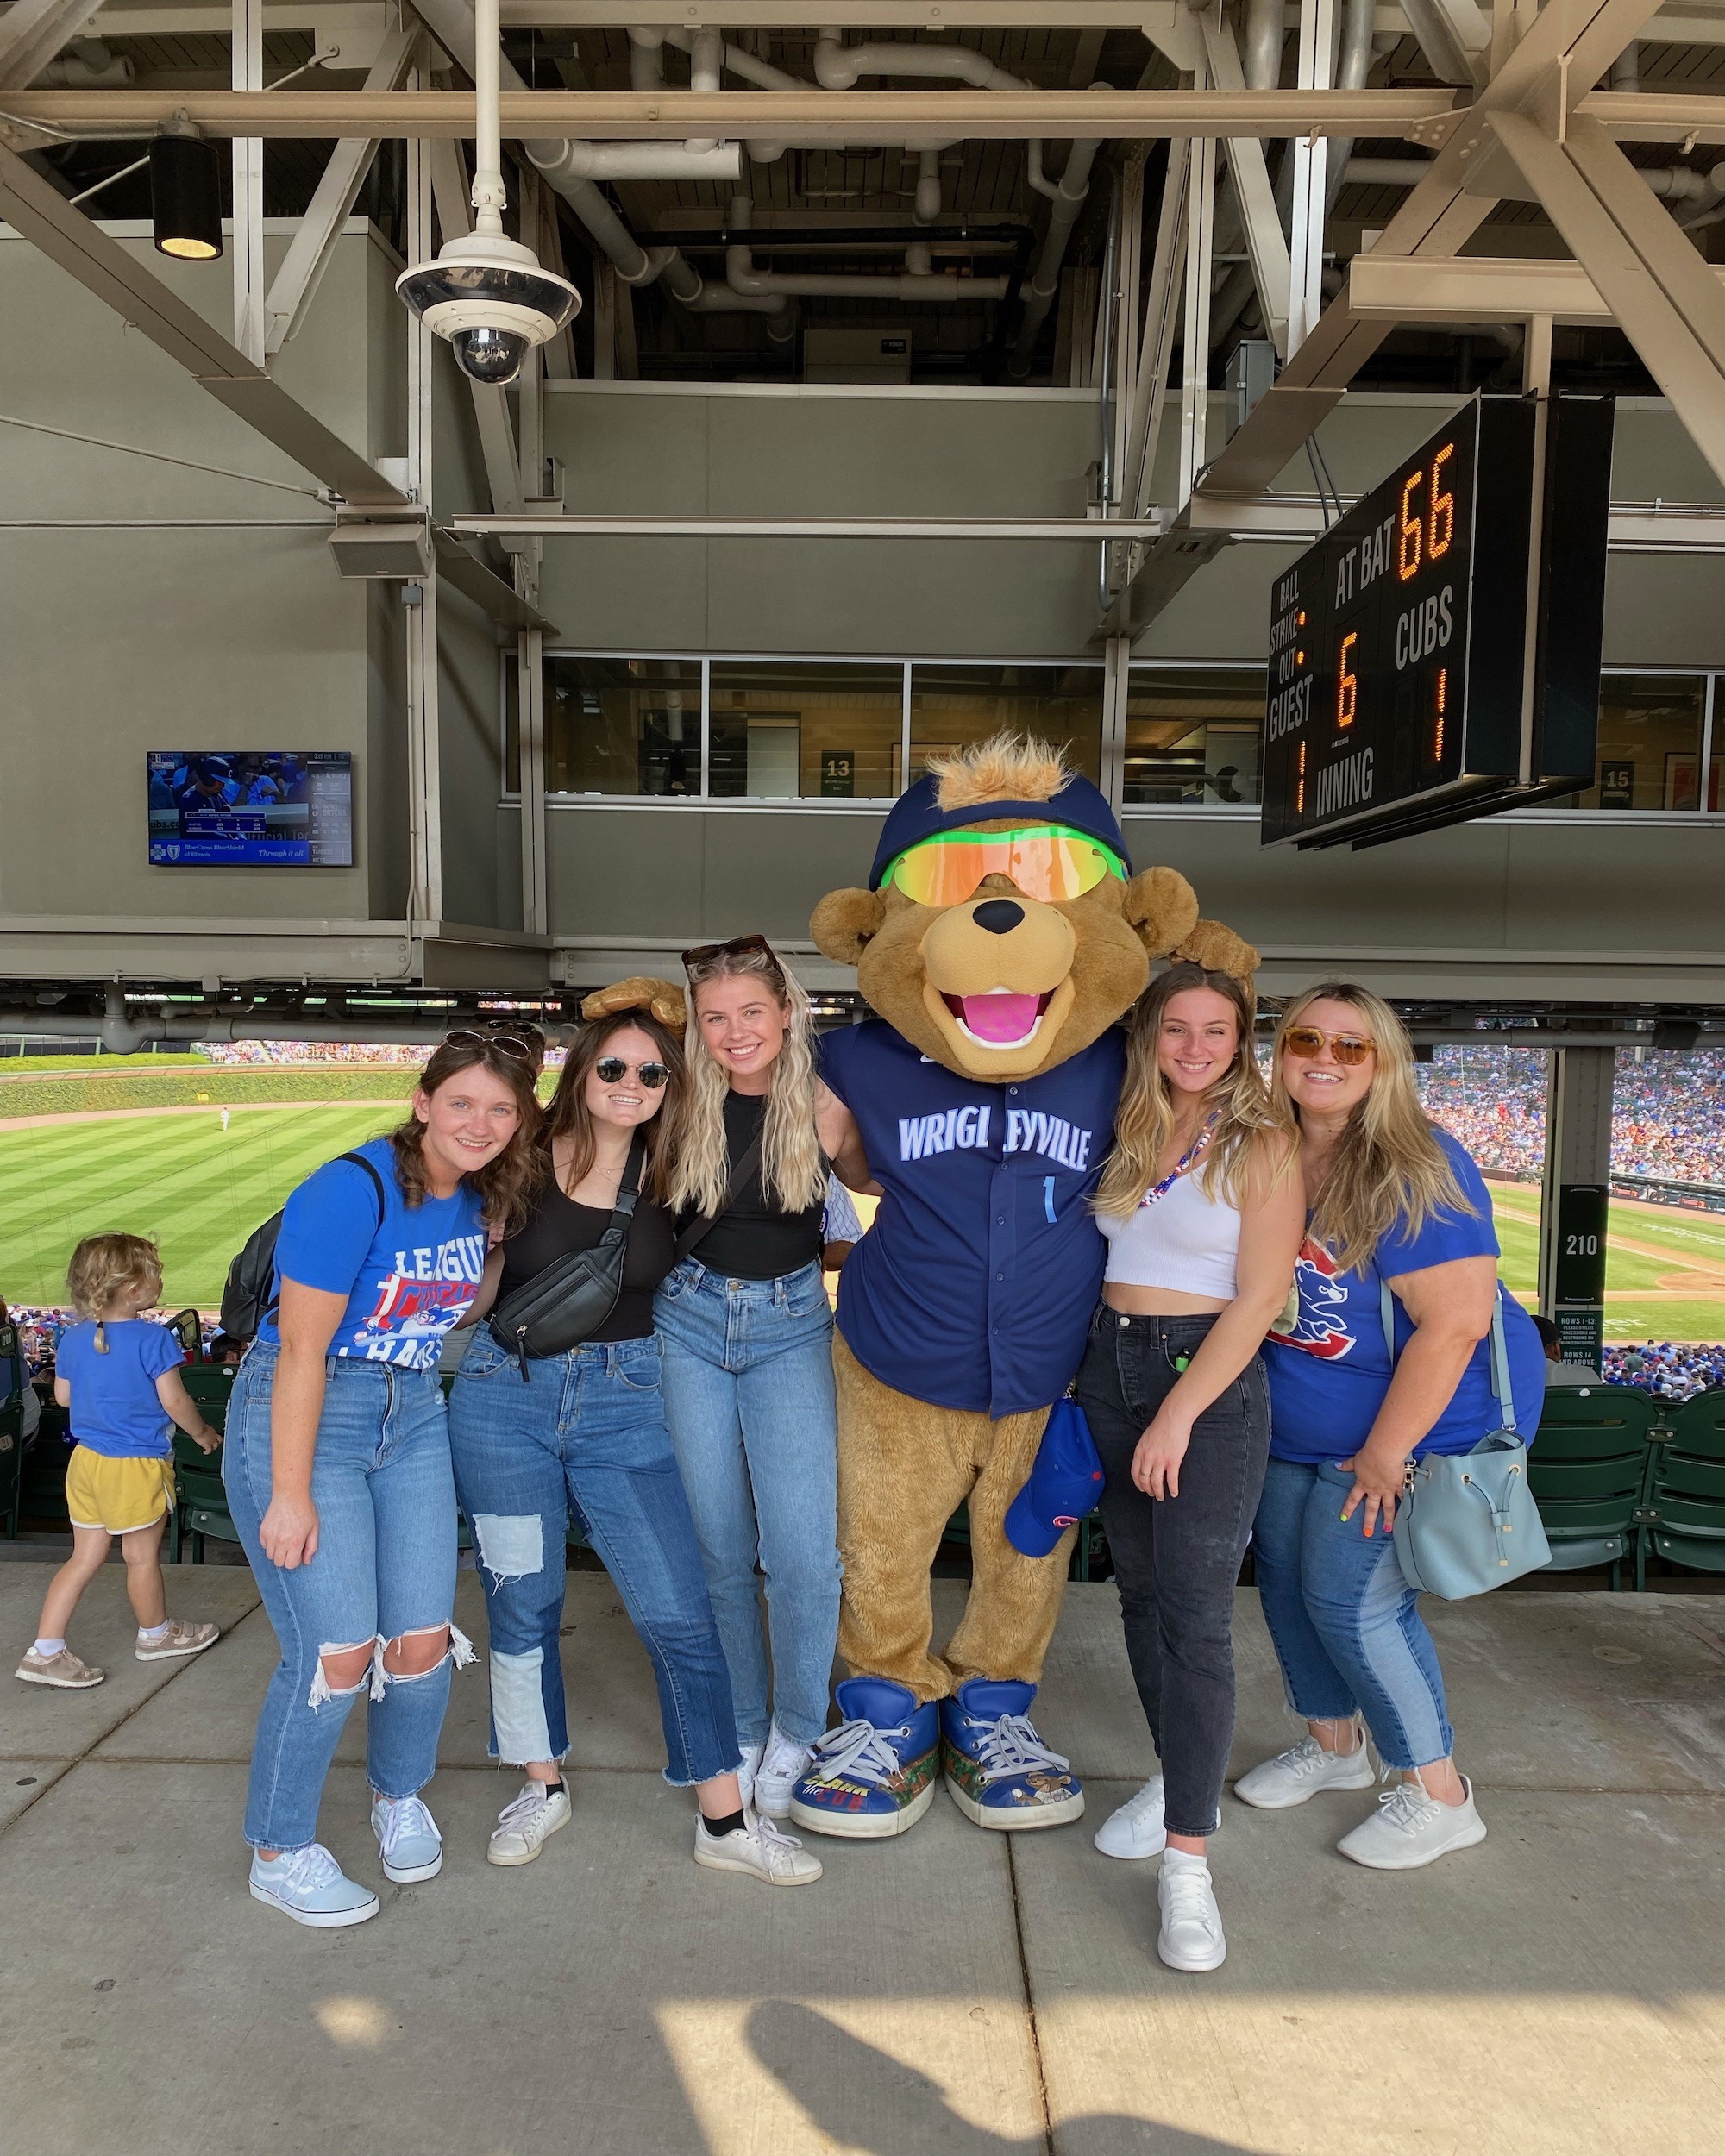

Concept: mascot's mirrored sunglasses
[[1282, 1025, 1377, 1066], [594, 1055, 670, 1089], [885, 825, 1126, 907]]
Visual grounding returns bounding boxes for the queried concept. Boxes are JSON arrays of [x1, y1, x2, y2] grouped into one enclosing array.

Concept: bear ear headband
[[580, 975, 688, 1032], [1167, 920, 1260, 990]]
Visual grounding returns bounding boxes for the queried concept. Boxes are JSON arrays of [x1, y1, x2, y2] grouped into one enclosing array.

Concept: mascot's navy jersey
[[820, 1018, 1125, 1417]]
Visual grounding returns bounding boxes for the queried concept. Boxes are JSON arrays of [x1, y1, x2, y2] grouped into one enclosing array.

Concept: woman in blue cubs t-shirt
[[225, 1032, 541, 1929], [1242, 983, 1544, 1874]]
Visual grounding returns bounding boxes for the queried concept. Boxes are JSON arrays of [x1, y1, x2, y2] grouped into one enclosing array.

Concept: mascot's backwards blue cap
[[867, 769, 1132, 893]]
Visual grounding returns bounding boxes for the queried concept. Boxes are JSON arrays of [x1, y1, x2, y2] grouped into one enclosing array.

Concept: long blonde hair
[[1096, 963, 1291, 1217], [673, 939, 827, 1218], [1270, 980, 1475, 1273], [66, 1232, 162, 1351]]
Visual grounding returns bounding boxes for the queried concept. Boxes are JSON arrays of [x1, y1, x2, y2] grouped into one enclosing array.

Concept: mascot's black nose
[[972, 899, 1025, 936]]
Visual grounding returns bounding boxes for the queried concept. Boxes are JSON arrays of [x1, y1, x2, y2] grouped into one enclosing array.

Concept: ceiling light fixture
[[149, 130, 223, 260]]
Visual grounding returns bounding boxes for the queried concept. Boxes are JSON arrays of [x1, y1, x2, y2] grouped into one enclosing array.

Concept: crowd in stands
[[1610, 1052, 1725, 1187], [1603, 1341, 1725, 1401], [204, 1038, 568, 1069]]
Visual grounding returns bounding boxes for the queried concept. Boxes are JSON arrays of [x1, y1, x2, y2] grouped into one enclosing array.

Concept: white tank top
[[1098, 1169, 1241, 1300]]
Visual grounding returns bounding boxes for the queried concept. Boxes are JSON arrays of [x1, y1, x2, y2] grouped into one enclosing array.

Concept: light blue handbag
[[1377, 1280, 1552, 1599]]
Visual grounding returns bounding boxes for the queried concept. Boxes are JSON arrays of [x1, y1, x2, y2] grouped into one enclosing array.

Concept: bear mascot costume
[[787, 733, 1256, 1841]]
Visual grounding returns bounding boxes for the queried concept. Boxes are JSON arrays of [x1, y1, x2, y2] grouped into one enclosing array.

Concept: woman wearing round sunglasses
[[448, 987, 821, 1888], [657, 935, 867, 1822], [1242, 983, 1544, 1870]]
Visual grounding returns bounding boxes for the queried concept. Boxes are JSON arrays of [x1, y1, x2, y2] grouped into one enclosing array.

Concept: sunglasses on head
[[885, 825, 1126, 909], [443, 1027, 541, 1063], [682, 932, 776, 971], [594, 1055, 670, 1089], [1283, 1025, 1377, 1066]]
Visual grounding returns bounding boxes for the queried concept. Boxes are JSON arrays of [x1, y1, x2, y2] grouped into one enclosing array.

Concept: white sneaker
[[1093, 1775, 1167, 1860], [752, 1727, 814, 1820], [1233, 1732, 1376, 1810], [370, 1791, 443, 1883], [736, 1741, 766, 1813], [487, 1781, 572, 1868], [693, 1806, 823, 1887], [1338, 1775, 1488, 1871], [1157, 1850, 1226, 1972]]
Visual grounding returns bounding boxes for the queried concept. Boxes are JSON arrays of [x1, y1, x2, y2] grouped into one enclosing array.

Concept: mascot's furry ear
[[580, 975, 687, 1031], [1120, 866, 1201, 957], [812, 887, 888, 967], [1174, 919, 1261, 986]]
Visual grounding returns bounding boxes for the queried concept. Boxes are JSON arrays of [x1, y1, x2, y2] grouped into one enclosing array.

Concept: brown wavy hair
[[1096, 962, 1293, 1217], [387, 1037, 543, 1233], [536, 1008, 687, 1207]]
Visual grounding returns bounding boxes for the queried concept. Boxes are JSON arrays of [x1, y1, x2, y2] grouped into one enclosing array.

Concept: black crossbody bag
[[490, 1134, 647, 1380]]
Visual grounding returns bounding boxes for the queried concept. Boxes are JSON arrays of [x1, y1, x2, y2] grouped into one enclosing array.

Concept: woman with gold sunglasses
[[1240, 983, 1544, 1870]]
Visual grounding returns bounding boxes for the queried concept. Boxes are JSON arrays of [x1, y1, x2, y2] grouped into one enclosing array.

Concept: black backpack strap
[[265, 1150, 389, 1324], [672, 1126, 763, 1268]]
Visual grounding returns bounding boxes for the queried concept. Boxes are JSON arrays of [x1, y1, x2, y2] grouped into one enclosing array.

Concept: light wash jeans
[[224, 1343, 469, 1852], [1251, 1456, 1454, 1772], [447, 1329, 739, 1786], [653, 1257, 841, 1749]]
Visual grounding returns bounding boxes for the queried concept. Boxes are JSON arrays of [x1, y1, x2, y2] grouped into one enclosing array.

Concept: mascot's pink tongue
[[957, 993, 1042, 1044]]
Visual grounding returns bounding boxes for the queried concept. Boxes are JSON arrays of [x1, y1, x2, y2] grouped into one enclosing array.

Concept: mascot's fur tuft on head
[[931, 733, 1069, 813], [812, 730, 1254, 1084]]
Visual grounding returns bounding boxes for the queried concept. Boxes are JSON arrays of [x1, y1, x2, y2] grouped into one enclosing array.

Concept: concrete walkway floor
[[3, 1566, 1722, 2155]]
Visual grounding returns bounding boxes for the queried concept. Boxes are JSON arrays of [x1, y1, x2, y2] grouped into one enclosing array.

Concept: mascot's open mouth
[[941, 988, 1055, 1050]]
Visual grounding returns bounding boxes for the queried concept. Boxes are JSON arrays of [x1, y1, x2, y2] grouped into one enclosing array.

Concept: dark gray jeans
[[1074, 1307, 1271, 1838]]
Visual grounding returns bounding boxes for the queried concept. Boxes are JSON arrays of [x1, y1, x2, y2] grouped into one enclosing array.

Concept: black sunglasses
[[682, 932, 775, 971], [595, 1055, 670, 1089]]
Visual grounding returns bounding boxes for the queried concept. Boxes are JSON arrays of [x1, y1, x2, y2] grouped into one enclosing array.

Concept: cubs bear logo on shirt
[[1268, 1236, 1357, 1361]]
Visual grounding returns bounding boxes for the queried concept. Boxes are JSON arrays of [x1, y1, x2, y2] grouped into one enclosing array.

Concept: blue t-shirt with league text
[[258, 1137, 488, 1369], [57, 1318, 183, 1459], [820, 1018, 1123, 1417], [1263, 1126, 1546, 1463]]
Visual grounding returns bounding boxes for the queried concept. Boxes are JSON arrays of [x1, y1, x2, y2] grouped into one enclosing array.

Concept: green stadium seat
[[1527, 1383, 1655, 1589], [1644, 1389, 1725, 1582], [169, 1374, 238, 1563], [0, 1396, 22, 1540], [22, 1400, 72, 1529], [180, 1364, 239, 1413]]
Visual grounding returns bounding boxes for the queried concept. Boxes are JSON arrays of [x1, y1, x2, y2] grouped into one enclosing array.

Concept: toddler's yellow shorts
[[65, 1446, 176, 1535]]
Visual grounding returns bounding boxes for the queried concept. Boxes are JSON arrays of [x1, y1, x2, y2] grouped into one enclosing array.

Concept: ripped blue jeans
[[448, 1329, 739, 1788], [225, 1343, 472, 1853]]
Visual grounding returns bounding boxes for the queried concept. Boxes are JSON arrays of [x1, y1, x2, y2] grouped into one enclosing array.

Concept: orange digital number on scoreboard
[[1397, 439, 1457, 583]]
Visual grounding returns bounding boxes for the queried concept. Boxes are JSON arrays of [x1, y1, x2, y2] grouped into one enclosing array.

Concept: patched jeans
[[225, 1343, 468, 1853], [448, 1329, 739, 1787], [654, 1258, 842, 1749], [1075, 1308, 1271, 1839], [1252, 1457, 1454, 1772]]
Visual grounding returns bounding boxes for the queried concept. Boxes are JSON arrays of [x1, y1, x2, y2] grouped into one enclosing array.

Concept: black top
[[500, 1167, 677, 1342], [687, 1090, 825, 1282]]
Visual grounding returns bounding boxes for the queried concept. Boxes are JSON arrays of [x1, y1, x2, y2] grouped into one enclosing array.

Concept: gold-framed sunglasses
[[444, 1026, 543, 1064], [1282, 1025, 1377, 1067]]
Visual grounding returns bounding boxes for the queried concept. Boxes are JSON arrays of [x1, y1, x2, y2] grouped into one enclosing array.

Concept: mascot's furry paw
[[1175, 919, 1260, 985], [580, 975, 687, 1031], [1120, 865, 1200, 958]]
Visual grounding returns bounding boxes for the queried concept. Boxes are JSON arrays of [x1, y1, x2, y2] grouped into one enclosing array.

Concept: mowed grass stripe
[[0, 1106, 397, 1304]]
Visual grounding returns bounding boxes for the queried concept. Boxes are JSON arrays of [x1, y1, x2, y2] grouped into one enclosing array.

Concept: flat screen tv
[[147, 751, 354, 866]]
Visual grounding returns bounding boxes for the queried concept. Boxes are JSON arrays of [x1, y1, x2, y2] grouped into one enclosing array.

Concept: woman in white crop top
[[1073, 960, 1302, 1974]]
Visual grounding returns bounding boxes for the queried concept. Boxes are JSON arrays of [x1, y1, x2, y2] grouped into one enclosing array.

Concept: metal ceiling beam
[[451, 514, 1170, 539], [1200, 13, 1291, 360], [0, 85, 1465, 141], [0, 0, 106, 91], [1349, 248, 1725, 322]]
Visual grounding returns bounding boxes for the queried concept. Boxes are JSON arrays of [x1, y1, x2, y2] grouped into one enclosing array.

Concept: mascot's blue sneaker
[[939, 1678, 1085, 1831], [788, 1677, 941, 1839]]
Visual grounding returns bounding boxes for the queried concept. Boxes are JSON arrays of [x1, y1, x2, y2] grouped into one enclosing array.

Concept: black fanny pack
[[489, 1134, 645, 1379]]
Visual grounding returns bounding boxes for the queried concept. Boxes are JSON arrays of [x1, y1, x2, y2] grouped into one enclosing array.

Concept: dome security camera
[[396, 230, 580, 388]]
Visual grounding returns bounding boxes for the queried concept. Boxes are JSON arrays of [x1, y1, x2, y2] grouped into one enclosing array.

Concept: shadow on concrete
[[745, 2000, 1262, 2156]]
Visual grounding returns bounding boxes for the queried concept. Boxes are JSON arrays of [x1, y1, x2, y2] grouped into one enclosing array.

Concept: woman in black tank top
[[447, 987, 821, 1887], [656, 935, 870, 1822]]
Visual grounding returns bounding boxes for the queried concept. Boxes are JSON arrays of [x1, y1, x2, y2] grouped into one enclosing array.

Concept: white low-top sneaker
[[1337, 1775, 1487, 1871], [1233, 1732, 1376, 1810], [693, 1806, 823, 1887], [736, 1741, 766, 1813], [487, 1781, 572, 1868], [1093, 1775, 1167, 1860], [752, 1727, 814, 1820], [1157, 1850, 1226, 1972]]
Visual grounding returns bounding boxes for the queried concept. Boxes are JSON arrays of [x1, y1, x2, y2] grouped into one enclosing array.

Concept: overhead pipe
[[1324, 0, 1379, 213], [723, 194, 1007, 302], [656, 28, 957, 166], [1008, 93, 1108, 378], [914, 147, 942, 224], [687, 25, 723, 154], [1243, 0, 1283, 91], [34, 39, 134, 88], [812, 30, 1028, 91]]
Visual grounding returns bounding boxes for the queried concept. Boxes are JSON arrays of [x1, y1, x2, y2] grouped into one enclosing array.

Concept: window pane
[[1565, 674, 1708, 810], [1125, 667, 1264, 805], [908, 665, 1103, 790], [707, 661, 903, 799], [543, 656, 703, 796]]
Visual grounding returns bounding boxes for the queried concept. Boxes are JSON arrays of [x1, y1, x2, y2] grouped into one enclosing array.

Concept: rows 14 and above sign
[[1261, 394, 1613, 849]]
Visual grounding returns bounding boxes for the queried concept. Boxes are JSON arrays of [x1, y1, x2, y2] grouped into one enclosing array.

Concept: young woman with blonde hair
[[1076, 960, 1303, 1972], [1239, 982, 1544, 1871], [656, 935, 868, 1821]]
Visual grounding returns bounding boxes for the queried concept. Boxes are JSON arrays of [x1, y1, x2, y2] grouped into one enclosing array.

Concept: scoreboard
[[1261, 395, 1613, 849]]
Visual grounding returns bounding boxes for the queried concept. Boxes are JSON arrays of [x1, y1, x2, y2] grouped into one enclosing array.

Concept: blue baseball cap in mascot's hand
[[869, 768, 1132, 890], [1005, 1398, 1106, 1559]]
